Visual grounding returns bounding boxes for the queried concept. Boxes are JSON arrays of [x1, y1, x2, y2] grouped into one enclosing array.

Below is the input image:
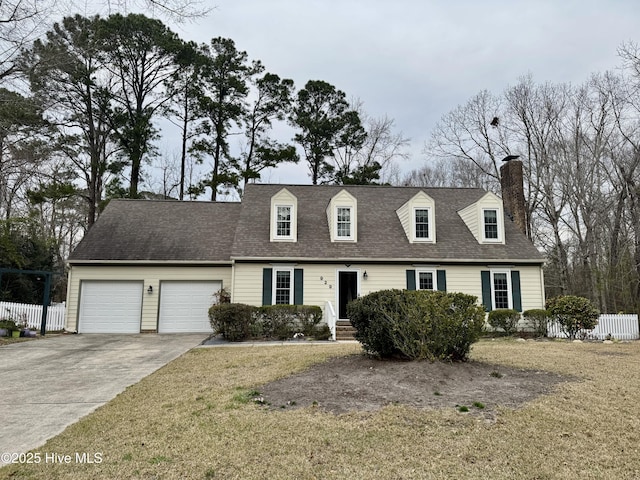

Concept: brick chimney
[[500, 159, 528, 238]]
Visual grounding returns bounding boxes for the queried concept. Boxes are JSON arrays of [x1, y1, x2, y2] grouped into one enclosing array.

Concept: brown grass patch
[[2, 339, 640, 479]]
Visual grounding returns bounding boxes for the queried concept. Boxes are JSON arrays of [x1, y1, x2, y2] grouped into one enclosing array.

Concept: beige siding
[[66, 265, 232, 332], [458, 203, 479, 241], [446, 264, 544, 311], [232, 263, 545, 316], [396, 203, 412, 241]]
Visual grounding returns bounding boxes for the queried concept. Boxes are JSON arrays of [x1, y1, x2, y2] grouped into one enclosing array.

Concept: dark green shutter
[[294, 269, 303, 305], [406, 270, 416, 290], [262, 268, 272, 306], [511, 270, 522, 312], [481, 270, 492, 312], [437, 270, 447, 292]]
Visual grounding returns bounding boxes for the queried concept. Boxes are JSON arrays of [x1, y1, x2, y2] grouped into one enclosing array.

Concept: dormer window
[[327, 190, 357, 242], [483, 208, 499, 241], [276, 205, 292, 238], [414, 207, 432, 241], [270, 188, 297, 242], [336, 207, 353, 239], [396, 191, 436, 243], [458, 192, 505, 245]]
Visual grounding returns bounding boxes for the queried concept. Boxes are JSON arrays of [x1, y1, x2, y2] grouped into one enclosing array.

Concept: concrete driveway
[[0, 334, 206, 464]]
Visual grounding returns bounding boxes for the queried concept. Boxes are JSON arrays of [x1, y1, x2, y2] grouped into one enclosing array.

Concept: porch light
[[363, 271, 368, 279], [147, 285, 153, 294]]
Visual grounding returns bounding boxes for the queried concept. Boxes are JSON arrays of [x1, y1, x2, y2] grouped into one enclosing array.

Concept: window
[[414, 208, 430, 239], [417, 270, 436, 290], [484, 209, 499, 240], [274, 269, 292, 304], [336, 207, 352, 239], [276, 205, 292, 237], [492, 272, 511, 309]]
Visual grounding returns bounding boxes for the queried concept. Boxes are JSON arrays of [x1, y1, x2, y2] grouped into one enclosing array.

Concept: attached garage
[[78, 281, 143, 333], [158, 281, 220, 333]]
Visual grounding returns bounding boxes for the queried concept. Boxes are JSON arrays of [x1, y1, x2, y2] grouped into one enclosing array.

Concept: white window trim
[[412, 206, 434, 242], [415, 269, 438, 291], [482, 208, 502, 243], [335, 206, 354, 240], [490, 270, 512, 310], [274, 204, 294, 240], [272, 267, 294, 305]]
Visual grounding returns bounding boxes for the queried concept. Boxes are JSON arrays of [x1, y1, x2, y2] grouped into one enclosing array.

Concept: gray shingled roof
[[69, 199, 241, 262], [69, 185, 544, 264], [232, 184, 544, 262]]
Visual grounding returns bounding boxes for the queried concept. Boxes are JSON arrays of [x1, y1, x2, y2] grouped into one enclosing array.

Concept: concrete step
[[336, 321, 357, 341]]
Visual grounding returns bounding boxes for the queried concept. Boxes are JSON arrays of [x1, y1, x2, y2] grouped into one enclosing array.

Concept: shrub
[[347, 289, 486, 361], [488, 309, 520, 335], [545, 295, 599, 340], [209, 303, 325, 341], [522, 309, 549, 337], [347, 289, 407, 358], [208, 303, 256, 341], [295, 305, 323, 336], [257, 305, 323, 340], [312, 324, 332, 341]]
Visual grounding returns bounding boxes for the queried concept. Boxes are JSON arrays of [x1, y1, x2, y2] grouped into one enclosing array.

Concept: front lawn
[[2, 339, 639, 479]]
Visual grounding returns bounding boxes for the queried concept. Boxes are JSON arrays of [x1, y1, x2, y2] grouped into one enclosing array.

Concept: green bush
[[347, 289, 407, 358], [488, 309, 521, 335], [312, 323, 332, 341], [208, 303, 257, 341], [348, 289, 486, 361], [522, 309, 549, 337], [0, 319, 19, 332], [209, 303, 325, 341], [545, 295, 599, 340]]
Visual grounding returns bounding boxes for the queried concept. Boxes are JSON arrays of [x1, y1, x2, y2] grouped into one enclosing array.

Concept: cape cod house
[[65, 161, 545, 338]]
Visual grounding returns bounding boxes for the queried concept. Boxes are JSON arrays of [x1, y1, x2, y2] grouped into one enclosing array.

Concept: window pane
[[337, 207, 351, 237], [275, 271, 291, 304], [418, 272, 434, 290], [493, 273, 509, 309], [415, 209, 429, 238], [277, 206, 291, 237], [484, 210, 498, 239]]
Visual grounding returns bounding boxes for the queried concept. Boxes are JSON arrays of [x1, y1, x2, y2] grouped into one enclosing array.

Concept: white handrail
[[324, 301, 337, 341]]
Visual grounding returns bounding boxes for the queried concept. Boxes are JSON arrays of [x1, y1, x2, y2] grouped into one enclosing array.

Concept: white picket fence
[[0, 301, 66, 331], [547, 314, 639, 340]]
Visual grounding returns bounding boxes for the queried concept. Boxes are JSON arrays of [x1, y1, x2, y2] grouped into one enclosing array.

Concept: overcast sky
[[156, 0, 640, 185]]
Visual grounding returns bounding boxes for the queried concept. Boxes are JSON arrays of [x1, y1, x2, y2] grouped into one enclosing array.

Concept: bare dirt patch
[[258, 353, 569, 418]]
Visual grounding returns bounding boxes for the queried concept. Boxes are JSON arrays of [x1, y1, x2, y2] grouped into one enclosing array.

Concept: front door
[[338, 271, 358, 320]]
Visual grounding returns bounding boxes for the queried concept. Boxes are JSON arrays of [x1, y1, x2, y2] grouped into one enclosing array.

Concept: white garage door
[[78, 281, 143, 333], [158, 281, 220, 333]]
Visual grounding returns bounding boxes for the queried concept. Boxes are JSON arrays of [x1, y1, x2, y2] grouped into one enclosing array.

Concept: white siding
[[66, 265, 232, 332]]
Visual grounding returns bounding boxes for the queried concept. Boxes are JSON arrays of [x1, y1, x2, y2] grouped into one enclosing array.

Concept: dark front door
[[338, 271, 358, 320]]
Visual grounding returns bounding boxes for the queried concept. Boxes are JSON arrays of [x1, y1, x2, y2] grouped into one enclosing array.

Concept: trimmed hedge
[[546, 295, 599, 340], [208, 303, 255, 341], [208, 304, 326, 341], [347, 289, 486, 361], [488, 309, 520, 335], [522, 309, 549, 337]]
